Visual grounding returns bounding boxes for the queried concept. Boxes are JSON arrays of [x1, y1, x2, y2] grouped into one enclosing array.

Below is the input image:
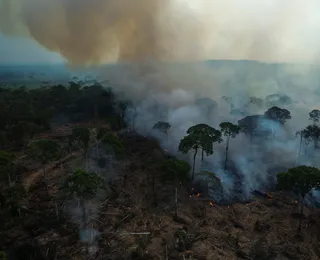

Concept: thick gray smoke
[[1, 0, 319, 201], [105, 61, 320, 203], [1, 0, 320, 64]]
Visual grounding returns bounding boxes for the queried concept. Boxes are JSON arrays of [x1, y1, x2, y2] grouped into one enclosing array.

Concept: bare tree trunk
[[201, 149, 204, 169], [224, 136, 230, 171], [298, 202, 304, 233], [55, 202, 59, 220], [42, 164, 48, 194], [192, 149, 198, 181], [80, 198, 89, 256], [174, 187, 178, 219], [299, 134, 302, 156], [7, 172, 11, 186], [85, 151, 88, 172], [152, 171, 156, 206]]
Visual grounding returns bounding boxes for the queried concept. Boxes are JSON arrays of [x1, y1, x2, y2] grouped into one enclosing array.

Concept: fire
[[210, 201, 214, 207], [196, 193, 201, 197]]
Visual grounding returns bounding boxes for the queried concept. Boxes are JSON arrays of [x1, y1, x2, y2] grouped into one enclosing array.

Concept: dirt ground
[[2, 126, 320, 260]]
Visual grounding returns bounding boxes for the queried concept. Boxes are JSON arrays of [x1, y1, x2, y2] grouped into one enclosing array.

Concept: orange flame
[[196, 193, 201, 197], [209, 201, 214, 207]]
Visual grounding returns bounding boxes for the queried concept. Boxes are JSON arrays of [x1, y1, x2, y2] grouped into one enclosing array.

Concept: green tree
[[1, 183, 26, 217], [219, 122, 240, 171], [264, 106, 291, 124], [238, 115, 262, 144], [153, 121, 171, 136], [248, 97, 264, 108], [70, 127, 91, 170], [161, 158, 190, 218], [195, 98, 217, 118], [0, 150, 15, 185], [28, 139, 62, 188], [179, 124, 222, 180], [102, 133, 125, 159], [296, 129, 309, 157], [62, 169, 106, 255], [0, 251, 6, 260], [276, 166, 320, 232], [197, 171, 223, 198], [303, 125, 320, 149], [309, 109, 320, 124]]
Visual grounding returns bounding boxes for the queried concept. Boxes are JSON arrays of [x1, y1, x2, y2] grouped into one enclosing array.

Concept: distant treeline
[[0, 82, 128, 148]]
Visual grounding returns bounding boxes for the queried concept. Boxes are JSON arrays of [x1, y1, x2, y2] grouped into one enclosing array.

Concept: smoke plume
[[1, 0, 319, 203], [1, 0, 320, 65]]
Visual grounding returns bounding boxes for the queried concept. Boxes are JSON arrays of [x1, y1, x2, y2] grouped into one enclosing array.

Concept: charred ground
[[1, 124, 319, 260]]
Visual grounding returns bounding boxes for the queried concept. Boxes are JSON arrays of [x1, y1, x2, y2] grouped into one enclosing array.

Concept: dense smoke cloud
[[1, 0, 320, 65], [1, 0, 319, 203]]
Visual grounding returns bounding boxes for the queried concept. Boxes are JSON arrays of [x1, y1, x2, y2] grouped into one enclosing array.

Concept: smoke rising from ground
[[1, 0, 319, 201], [1, 0, 320, 65]]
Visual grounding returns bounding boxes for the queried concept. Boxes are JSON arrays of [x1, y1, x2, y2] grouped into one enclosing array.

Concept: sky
[[1, 0, 320, 65], [0, 34, 63, 65]]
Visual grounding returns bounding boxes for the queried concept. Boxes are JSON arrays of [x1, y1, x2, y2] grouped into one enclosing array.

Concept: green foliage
[[97, 127, 110, 140], [248, 97, 264, 107], [0, 83, 118, 149], [71, 127, 90, 152], [219, 122, 240, 138], [265, 94, 292, 107], [102, 133, 125, 158], [238, 115, 261, 137], [0, 150, 15, 184], [28, 139, 62, 164], [0, 183, 26, 214], [276, 166, 320, 198], [0, 251, 6, 260], [264, 106, 291, 124], [197, 171, 221, 186], [309, 109, 320, 124], [153, 121, 171, 134], [62, 169, 106, 199], [303, 124, 320, 148], [179, 124, 222, 156], [160, 158, 190, 183]]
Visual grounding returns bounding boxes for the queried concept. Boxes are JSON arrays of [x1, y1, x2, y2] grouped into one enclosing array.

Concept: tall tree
[[238, 115, 262, 144], [303, 125, 320, 149], [1, 183, 26, 217], [296, 129, 308, 157], [277, 166, 320, 232], [0, 150, 15, 185], [161, 158, 190, 218], [264, 106, 291, 124], [70, 127, 91, 170], [265, 94, 292, 107], [62, 169, 106, 256], [179, 124, 222, 180], [195, 98, 217, 118], [219, 122, 240, 171], [153, 121, 171, 136], [28, 139, 62, 188], [248, 97, 264, 108], [309, 109, 320, 124]]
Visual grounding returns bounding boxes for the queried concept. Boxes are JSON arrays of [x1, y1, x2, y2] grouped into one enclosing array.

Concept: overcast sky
[[1, 0, 320, 65], [0, 34, 63, 65]]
